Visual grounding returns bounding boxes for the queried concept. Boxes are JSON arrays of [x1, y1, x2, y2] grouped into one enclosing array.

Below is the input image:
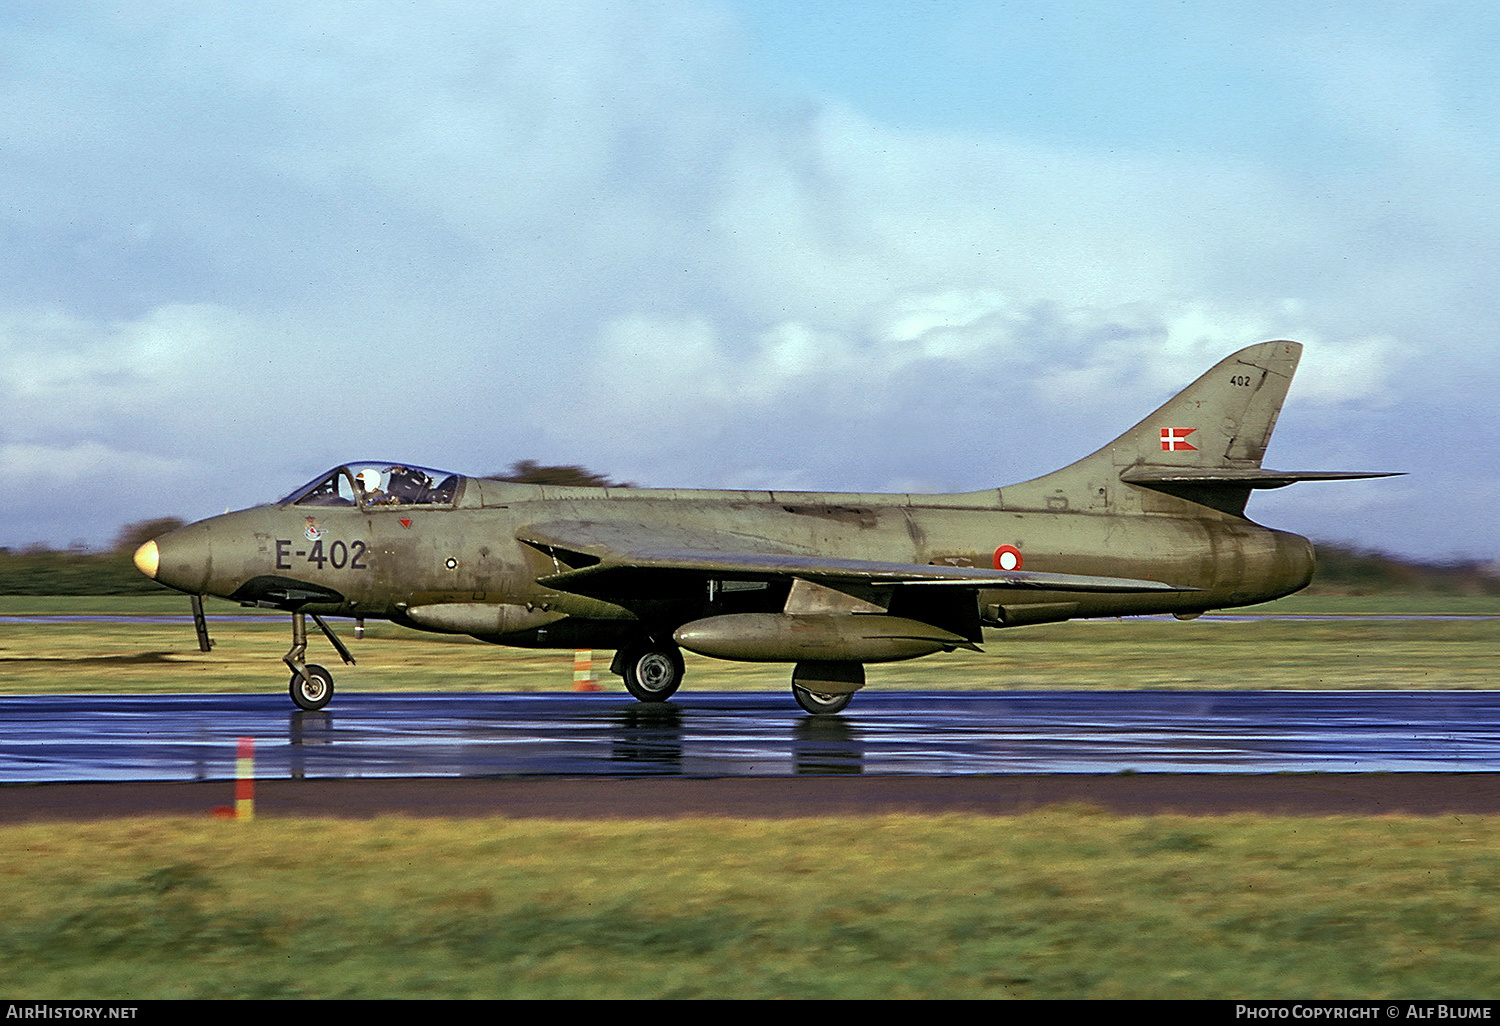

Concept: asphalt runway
[[2, 688, 1499, 781], [1, 690, 1499, 820]]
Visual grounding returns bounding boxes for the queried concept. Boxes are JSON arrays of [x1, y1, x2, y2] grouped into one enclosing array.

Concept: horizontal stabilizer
[[1120, 467, 1403, 491]]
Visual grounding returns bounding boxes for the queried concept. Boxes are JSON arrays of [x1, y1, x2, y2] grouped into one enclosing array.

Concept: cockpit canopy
[[281, 462, 464, 508]]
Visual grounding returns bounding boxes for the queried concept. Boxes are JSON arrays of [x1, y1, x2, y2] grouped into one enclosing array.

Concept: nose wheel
[[290, 663, 334, 711]]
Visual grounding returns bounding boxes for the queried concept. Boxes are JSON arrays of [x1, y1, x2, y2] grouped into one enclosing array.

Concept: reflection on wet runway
[[2, 690, 1499, 783]]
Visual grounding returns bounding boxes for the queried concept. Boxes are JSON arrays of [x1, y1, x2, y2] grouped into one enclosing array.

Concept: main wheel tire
[[619, 643, 684, 702], [289, 663, 334, 711], [793, 684, 853, 715]]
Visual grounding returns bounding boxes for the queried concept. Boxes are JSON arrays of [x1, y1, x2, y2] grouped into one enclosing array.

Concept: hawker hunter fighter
[[134, 341, 1394, 713]]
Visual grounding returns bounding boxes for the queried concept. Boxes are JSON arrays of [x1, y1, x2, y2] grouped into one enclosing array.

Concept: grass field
[[2, 811, 1499, 999], [2, 593, 1496, 695]]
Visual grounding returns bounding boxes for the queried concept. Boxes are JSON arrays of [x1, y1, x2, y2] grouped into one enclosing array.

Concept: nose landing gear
[[284, 611, 356, 711]]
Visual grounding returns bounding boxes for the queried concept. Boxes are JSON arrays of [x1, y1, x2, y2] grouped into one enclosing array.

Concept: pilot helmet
[[355, 468, 383, 493]]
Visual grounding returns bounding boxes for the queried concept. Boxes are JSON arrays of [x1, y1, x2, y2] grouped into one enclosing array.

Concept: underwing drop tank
[[672, 613, 976, 664]]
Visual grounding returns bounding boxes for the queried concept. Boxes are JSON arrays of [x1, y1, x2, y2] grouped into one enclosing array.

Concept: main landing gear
[[791, 684, 853, 715], [611, 642, 862, 715], [790, 660, 863, 715], [614, 638, 685, 702], [284, 610, 356, 711]]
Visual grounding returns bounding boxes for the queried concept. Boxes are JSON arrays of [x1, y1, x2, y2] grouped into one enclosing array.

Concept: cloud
[[0, 303, 266, 441], [0, 440, 188, 483], [565, 293, 1398, 425], [0, 2, 1495, 558], [0, 439, 195, 548]]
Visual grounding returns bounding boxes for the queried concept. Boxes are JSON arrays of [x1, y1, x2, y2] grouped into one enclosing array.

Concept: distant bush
[[484, 460, 635, 488], [1308, 542, 1500, 596], [0, 548, 170, 595], [0, 518, 183, 595]]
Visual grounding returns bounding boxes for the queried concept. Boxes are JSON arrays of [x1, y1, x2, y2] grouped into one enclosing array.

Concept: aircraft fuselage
[[147, 477, 1314, 646]]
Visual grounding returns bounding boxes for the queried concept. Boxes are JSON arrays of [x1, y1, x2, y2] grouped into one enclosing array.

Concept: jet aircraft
[[134, 341, 1395, 713]]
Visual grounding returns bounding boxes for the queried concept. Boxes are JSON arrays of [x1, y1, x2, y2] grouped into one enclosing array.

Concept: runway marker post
[[235, 737, 255, 820], [573, 650, 600, 691]]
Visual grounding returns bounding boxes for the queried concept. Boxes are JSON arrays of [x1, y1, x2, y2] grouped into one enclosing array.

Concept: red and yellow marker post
[[235, 736, 255, 820]]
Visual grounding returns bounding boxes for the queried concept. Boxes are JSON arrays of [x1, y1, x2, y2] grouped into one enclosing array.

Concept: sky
[[3, 0, 1498, 559]]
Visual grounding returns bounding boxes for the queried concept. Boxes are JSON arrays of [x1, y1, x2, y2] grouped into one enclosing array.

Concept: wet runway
[[2, 690, 1498, 783]]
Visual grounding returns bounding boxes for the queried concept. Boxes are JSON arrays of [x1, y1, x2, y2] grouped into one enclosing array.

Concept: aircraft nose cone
[[146, 523, 214, 594], [133, 540, 160, 580]]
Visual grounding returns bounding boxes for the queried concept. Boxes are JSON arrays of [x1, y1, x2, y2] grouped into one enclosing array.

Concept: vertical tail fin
[[1001, 341, 1308, 515], [1110, 339, 1303, 470]]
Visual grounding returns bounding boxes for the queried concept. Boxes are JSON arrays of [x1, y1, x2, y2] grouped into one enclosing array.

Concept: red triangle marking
[[399, 518, 412, 529]]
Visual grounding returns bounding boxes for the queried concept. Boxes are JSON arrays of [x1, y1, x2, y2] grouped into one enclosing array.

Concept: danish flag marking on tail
[[1160, 428, 1197, 452]]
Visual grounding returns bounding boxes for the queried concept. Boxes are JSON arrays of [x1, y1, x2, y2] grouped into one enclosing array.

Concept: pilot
[[355, 468, 385, 503]]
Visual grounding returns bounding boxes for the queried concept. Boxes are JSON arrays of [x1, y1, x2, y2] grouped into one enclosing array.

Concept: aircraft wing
[[518, 520, 1192, 598]]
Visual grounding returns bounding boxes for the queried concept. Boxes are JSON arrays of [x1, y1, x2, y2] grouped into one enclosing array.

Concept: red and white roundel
[[993, 545, 1023, 571]]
